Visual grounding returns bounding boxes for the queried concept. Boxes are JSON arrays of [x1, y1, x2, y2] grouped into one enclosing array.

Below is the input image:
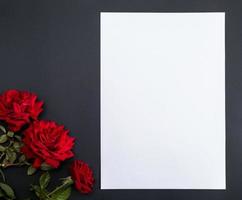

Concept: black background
[[0, 0, 241, 199]]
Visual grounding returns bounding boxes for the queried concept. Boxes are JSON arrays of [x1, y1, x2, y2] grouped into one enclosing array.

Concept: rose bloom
[[21, 120, 75, 168], [0, 89, 43, 132], [70, 160, 94, 194]]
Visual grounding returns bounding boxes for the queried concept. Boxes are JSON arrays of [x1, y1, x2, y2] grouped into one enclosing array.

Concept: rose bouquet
[[0, 89, 94, 200]]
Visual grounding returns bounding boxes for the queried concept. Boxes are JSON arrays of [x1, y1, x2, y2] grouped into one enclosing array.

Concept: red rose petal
[[21, 120, 75, 169]]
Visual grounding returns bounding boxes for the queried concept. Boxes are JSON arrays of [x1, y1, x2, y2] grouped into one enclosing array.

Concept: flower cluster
[[0, 89, 94, 200]]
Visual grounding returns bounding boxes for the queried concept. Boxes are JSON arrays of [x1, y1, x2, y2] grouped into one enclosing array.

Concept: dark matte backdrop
[[0, 0, 241, 199]]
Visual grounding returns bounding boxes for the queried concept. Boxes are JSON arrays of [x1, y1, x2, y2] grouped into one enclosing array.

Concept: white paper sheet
[[101, 12, 225, 189]]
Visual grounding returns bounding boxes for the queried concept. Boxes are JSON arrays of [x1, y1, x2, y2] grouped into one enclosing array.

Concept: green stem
[[47, 177, 73, 197], [0, 169, 5, 182], [0, 153, 5, 162]]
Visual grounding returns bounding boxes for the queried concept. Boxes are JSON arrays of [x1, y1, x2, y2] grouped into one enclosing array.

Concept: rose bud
[[70, 160, 94, 194]]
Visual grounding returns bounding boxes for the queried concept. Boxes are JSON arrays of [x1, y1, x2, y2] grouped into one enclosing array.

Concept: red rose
[[21, 120, 75, 168], [0, 89, 43, 132], [70, 160, 94, 194]]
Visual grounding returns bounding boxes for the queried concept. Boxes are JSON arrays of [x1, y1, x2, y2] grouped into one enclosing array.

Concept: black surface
[[0, 0, 241, 199]]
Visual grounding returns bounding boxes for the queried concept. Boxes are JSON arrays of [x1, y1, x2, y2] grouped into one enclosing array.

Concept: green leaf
[[31, 184, 49, 200], [5, 152, 9, 161], [0, 182, 15, 199], [13, 142, 21, 151], [2, 158, 8, 166], [31, 185, 41, 198], [18, 155, 26, 163], [0, 126, 6, 134], [0, 145, 6, 152], [27, 165, 37, 176], [50, 187, 71, 200], [6, 131, 14, 138], [6, 151, 16, 163], [0, 188, 4, 197], [0, 135, 8, 144], [40, 163, 52, 171], [39, 172, 50, 189]]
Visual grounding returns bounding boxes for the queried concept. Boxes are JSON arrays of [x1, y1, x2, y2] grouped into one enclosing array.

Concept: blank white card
[[101, 13, 225, 189]]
